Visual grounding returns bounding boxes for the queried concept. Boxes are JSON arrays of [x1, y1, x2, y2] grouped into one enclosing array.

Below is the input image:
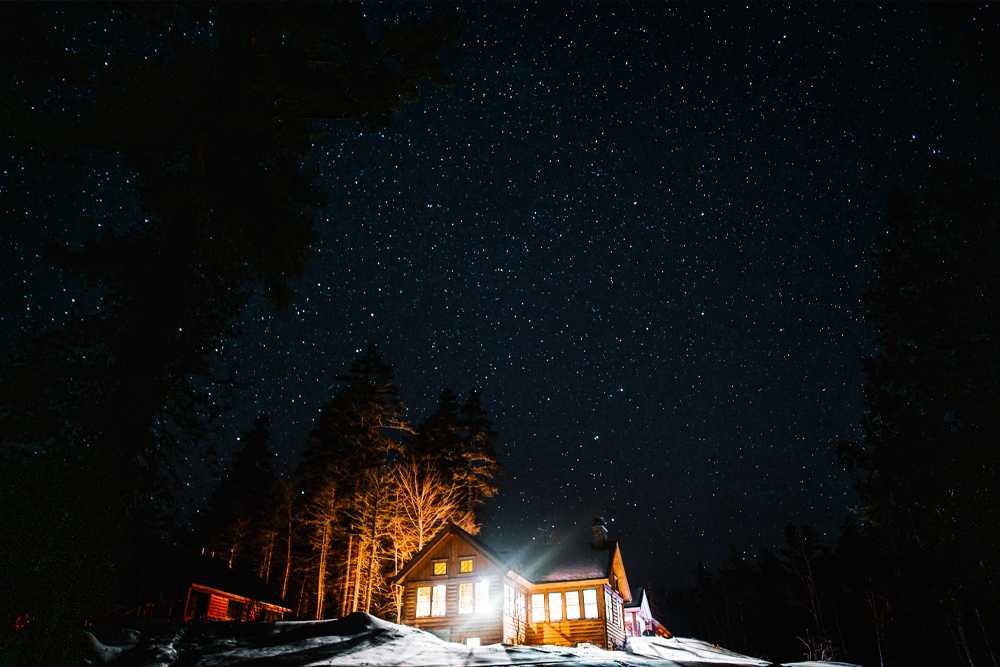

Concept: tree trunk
[[340, 534, 353, 617], [316, 521, 329, 619], [282, 517, 293, 600]]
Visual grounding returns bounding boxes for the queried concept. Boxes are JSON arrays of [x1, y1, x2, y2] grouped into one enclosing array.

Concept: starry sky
[[5, 3, 999, 590]]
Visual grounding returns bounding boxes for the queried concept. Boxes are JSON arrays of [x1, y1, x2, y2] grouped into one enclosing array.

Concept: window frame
[[431, 584, 447, 617], [548, 591, 563, 622], [531, 593, 545, 623], [459, 557, 475, 574], [475, 580, 490, 614], [459, 583, 474, 614], [432, 559, 448, 576], [416, 586, 431, 618], [565, 590, 581, 620], [583, 588, 599, 619]]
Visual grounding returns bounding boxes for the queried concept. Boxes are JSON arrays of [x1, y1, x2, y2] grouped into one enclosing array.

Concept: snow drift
[[84, 612, 862, 667]]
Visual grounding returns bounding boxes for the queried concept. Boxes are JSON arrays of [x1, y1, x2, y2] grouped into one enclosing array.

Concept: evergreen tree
[[843, 162, 1000, 665], [411, 388, 502, 522], [297, 345, 408, 619], [200, 415, 278, 570]]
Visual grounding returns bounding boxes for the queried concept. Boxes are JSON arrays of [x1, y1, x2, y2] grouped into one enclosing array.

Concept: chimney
[[591, 517, 608, 548]]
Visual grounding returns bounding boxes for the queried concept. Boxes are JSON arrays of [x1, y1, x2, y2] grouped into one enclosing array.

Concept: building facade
[[392, 520, 639, 649]]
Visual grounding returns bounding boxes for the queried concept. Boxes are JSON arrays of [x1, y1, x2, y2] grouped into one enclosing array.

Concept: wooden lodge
[[391, 519, 650, 650]]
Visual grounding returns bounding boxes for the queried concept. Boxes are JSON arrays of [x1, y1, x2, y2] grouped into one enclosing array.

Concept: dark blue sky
[[6, 3, 999, 589]]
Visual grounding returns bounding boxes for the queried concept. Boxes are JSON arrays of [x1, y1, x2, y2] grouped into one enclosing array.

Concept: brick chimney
[[591, 517, 608, 548]]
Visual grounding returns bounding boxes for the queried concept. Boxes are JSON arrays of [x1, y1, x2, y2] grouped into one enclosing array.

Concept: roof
[[624, 587, 646, 610], [517, 537, 619, 583], [396, 522, 630, 601], [391, 522, 513, 585]]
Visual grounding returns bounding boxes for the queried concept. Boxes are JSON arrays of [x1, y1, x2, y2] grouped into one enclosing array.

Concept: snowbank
[[84, 612, 863, 667]]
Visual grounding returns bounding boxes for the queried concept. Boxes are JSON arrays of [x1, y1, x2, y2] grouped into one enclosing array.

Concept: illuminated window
[[431, 584, 446, 616], [548, 592, 563, 622], [583, 589, 599, 619], [416, 587, 431, 618], [475, 581, 490, 613], [616, 600, 624, 629], [460, 558, 474, 573], [517, 591, 526, 621], [466, 637, 480, 647], [531, 593, 545, 623], [566, 590, 581, 620], [503, 584, 512, 615], [433, 561, 447, 576], [460, 583, 474, 614], [604, 590, 613, 622]]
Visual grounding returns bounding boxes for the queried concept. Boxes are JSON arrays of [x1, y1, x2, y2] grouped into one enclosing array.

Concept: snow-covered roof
[[517, 537, 618, 583]]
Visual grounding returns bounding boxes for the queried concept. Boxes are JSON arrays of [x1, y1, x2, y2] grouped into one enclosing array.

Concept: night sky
[[5, 4, 999, 590]]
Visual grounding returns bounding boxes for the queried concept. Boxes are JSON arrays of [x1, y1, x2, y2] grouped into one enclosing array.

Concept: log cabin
[[391, 518, 637, 649], [131, 548, 291, 622]]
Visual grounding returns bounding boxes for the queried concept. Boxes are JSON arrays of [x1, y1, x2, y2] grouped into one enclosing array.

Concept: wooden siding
[[188, 584, 289, 621], [208, 594, 229, 619], [524, 580, 611, 648], [400, 533, 505, 645], [604, 583, 626, 649]]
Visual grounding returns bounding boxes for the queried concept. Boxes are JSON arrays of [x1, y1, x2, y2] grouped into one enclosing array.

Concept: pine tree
[[844, 162, 1000, 665], [201, 415, 278, 569]]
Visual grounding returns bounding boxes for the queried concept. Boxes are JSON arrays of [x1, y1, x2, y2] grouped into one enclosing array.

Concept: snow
[[84, 612, 864, 667]]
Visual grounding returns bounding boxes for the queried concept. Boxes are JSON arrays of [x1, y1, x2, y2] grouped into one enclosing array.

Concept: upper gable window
[[460, 558, 474, 573], [433, 560, 447, 576]]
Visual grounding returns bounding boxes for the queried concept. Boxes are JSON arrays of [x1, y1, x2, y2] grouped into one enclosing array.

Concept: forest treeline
[[194, 346, 500, 623], [660, 163, 1000, 667]]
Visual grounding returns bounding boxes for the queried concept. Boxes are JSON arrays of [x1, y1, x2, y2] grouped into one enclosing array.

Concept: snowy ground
[[84, 612, 862, 667]]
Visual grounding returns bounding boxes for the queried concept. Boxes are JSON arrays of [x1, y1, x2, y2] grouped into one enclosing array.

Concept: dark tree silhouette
[[0, 5, 458, 664], [844, 162, 1000, 666]]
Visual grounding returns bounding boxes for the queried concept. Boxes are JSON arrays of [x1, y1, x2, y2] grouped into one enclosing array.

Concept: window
[[433, 561, 447, 576], [460, 583, 474, 614], [583, 589, 599, 619], [226, 598, 245, 621], [416, 587, 431, 618], [517, 591, 526, 621], [431, 584, 446, 616], [616, 600, 625, 630], [466, 637, 480, 647], [531, 593, 545, 623], [604, 590, 613, 623], [460, 558, 474, 573], [548, 592, 563, 622], [475, 581, 490, 614], [565, 590, 581, 620], [503, 584, 512, 615]]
